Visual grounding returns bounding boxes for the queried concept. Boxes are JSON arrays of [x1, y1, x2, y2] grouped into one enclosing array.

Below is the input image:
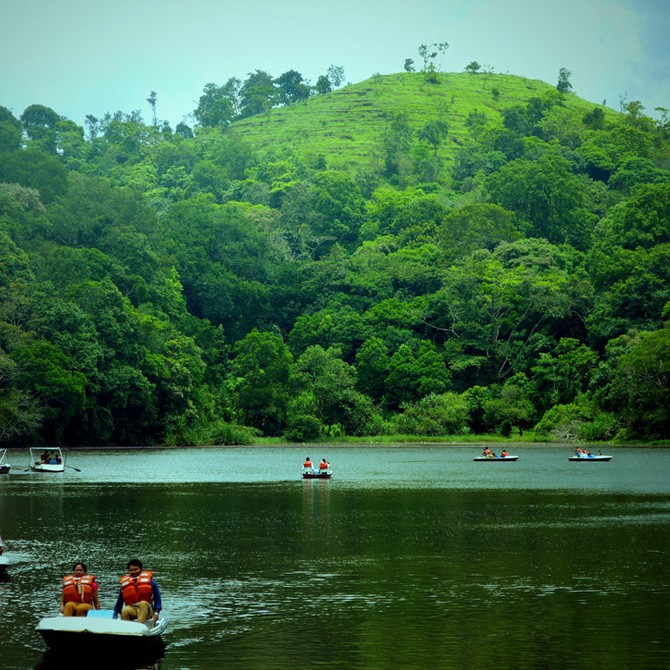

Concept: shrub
[[284, 414, 323, 442]]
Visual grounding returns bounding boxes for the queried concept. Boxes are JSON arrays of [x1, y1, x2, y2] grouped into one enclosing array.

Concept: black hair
[[127, 558, 143, 570], [73, 561, 87, 571]]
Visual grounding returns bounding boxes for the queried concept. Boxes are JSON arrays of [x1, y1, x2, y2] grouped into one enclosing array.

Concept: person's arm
[[92, 581, 101, 609], [113, 589, 124, 618], [151, 580, 162, 618]]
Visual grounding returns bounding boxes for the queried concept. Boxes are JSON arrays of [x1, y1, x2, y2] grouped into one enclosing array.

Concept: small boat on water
[[569, 454, 612, 462], [302, 469, 333, 479], [29, 447, 65, 473], [473, 455, 519, 461], [0, 449, 10, 474], [36, 609, 167, 657]]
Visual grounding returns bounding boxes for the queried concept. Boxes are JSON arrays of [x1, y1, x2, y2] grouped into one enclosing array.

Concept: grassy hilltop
[[228, 71, 615, 172]]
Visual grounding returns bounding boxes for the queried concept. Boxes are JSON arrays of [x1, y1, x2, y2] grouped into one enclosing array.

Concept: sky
[[2, 0, 669, 128]]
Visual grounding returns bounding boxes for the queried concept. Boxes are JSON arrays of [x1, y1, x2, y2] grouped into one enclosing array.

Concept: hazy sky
[[2, 0, 668, 127]]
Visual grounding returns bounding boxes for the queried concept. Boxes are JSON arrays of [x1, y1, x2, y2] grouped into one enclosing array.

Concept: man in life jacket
[[319, 458, 330, 471], [61, 561, 100, 616], [113, 558, 162, 623], [303, 457, 314, 474]]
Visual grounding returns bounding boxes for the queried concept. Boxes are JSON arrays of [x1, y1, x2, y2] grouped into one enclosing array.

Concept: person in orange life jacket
[[303, 457, 314, 473], [500, 449, 509, 458], [60, 561, 101, 617], [319, 458, 329, 471], [113, 558, 162, 623]]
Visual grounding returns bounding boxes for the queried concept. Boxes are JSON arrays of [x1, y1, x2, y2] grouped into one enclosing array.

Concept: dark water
[[1, 446, 669, 670]]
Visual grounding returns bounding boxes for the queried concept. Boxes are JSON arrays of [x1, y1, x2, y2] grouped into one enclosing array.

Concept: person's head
[[127, 558, 143, 576], [73, 562, 87, 575], [306, 456, 310, 460]]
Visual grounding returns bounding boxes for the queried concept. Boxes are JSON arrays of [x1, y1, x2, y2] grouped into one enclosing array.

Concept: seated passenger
[[61, 562, 100, 617]]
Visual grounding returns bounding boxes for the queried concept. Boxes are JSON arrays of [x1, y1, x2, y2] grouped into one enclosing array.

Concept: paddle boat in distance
[[29, 447, 65, 473], [569, 450, 612, 462], [0, 448, 10, 474], [473, 454, 519, 461], [302, 468, 333, 479], [36, 609, 167, 658]]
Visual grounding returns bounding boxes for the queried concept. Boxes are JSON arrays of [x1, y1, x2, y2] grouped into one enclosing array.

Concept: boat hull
[[37, 611, 167, 657], [473, 456, 519, 461], [29, 463, 65, 473], [0, 448, 10, 474], [302, 471, 332, 479], [568, 456, 612, 461]]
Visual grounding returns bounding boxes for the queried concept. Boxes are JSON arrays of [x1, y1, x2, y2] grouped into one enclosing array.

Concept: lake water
[[1, 445, 669, 670]]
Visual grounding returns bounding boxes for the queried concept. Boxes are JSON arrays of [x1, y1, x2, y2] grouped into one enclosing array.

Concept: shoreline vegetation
[[5, 435, 669, 451]]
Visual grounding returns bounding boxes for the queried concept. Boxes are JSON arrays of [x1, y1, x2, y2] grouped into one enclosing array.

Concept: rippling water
[[1, 445, 669, 670]]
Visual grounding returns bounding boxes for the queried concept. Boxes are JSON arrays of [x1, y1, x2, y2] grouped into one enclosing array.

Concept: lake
[[1, 445, 669, 670]]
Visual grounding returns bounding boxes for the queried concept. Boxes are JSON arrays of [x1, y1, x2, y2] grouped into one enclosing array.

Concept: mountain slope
[[228, 71, 616, 172]]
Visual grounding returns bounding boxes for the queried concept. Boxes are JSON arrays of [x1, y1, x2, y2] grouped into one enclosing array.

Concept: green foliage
[[391, 392, 468, 436], [609, 322, 670, 439], [0, 68, 667, 446]]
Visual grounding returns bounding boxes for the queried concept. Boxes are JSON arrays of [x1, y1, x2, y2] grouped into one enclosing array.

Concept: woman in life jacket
[[303, 457, 313, 473], [319, 458, 330, 471], [61, 561, 100, 617]]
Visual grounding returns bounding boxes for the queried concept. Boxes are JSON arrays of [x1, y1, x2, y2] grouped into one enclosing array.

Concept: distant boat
[[36, 609, 167, 657], [302, 469, 333, 479], [569, 453, 612, 462], [29, 447, 65, 473], [473, 455, 519, 461], [0, 449, 10, 474]]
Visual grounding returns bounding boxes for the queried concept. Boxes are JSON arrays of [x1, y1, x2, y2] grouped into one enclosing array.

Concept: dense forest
[[1, 63, 669, 447]]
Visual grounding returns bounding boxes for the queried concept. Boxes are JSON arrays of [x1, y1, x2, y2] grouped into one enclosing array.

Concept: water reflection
[[35, 649, 164, 670]]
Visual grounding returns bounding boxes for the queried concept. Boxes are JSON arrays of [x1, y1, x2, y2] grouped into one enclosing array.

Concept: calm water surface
[[0, 445, 669, 670]]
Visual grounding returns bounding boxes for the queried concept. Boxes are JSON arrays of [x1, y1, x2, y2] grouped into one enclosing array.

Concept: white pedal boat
[[29, 447, 65, 472], [568, 454, 612, 461], [36, 609, 167, 656]]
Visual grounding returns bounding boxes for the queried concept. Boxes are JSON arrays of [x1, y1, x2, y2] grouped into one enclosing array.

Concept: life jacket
[[120, 570, 153, 605], [62, 574, 96, 604], [304, 461, 312, 468], [319, 461, 329, 470]]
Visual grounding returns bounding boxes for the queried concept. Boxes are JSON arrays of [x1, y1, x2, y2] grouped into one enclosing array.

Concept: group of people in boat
[[38, 450, 62, 465], [574, 448, 597, 459], [302, 457, 330, 474], [481, 447, 510, 459], [59, 558, 162, 623]]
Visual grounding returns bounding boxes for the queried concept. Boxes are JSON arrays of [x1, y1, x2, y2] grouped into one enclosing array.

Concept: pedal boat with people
[[29, 447, 65, 473], [0, 448, 10, 474], [568, 453, 612, 461], [36, 609, 168, 656], [473, 454, 519, 461]]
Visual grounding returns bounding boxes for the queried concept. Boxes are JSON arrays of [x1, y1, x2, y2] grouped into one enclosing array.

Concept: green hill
[[228, 71, 614, 171]]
